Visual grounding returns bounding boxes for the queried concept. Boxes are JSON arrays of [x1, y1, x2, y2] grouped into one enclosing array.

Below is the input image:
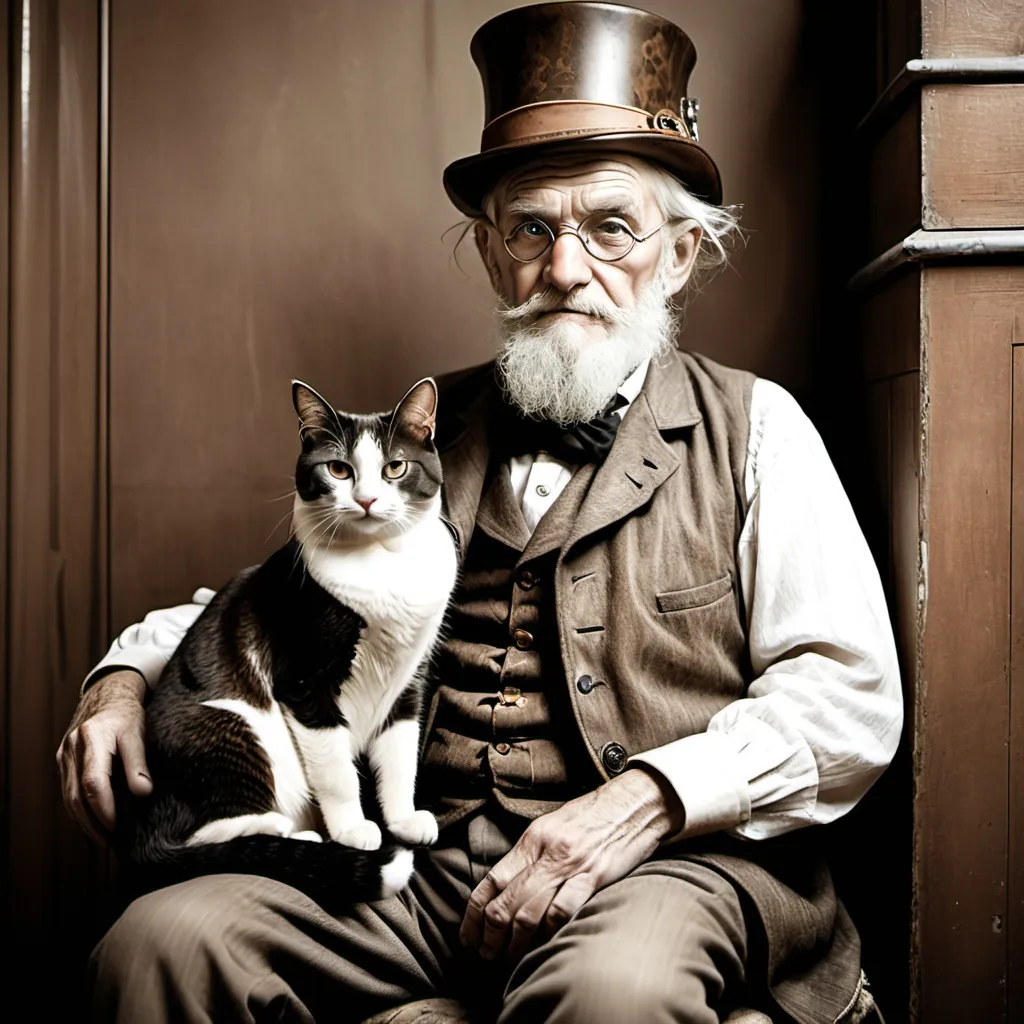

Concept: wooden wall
[[857, 1, 1024, 1020]]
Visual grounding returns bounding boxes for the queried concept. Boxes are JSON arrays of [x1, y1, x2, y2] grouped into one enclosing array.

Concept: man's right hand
[[57, 669, 153, 845]]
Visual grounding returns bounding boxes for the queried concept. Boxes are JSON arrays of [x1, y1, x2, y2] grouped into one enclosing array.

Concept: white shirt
[[86, 367, 902, 842], [508, 359, 649, 533]]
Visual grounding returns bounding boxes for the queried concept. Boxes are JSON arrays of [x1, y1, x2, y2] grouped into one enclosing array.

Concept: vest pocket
[[656, 573, 733, 613]]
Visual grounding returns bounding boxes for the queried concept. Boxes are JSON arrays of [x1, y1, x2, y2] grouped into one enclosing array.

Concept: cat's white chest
[[302, 517, 457, 747], [306, 517, 456, 619]]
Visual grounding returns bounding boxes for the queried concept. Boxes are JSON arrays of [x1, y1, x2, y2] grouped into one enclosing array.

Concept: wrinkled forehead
[[494, 155, 658, 222]]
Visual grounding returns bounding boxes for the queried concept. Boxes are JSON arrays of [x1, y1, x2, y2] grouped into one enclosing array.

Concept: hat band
[[480, 100, 692, 151]]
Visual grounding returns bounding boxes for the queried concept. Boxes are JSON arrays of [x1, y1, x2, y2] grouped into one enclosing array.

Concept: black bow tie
[[496, 393, 628, 465]]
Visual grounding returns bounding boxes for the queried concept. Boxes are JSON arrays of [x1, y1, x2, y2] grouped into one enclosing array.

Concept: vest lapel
[[476, 465, 531, 551], [438, 389, 492, 562], [564, 352, 702, 554], [520, 463, 596, 564]]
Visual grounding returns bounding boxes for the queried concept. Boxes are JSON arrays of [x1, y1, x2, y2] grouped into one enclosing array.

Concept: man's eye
[[520, 221, 548, 237], [328, 461, 351, 479], [594, 219, 628, 235]]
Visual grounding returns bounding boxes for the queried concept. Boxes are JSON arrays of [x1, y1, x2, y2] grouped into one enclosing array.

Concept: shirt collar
[[615, 358, 650, 418]]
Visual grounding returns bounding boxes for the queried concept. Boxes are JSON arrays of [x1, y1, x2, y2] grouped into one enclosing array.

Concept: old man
[[58, 4, 901, 1023]]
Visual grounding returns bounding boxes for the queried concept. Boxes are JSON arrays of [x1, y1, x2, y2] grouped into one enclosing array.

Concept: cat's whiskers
[[324, 512, 348, 552], [305, 506, 363, 561], [291, 507, 340, 541], [266, 503, 307, 544], [291, 508, 341, 568], [265, 489, 299, 503]]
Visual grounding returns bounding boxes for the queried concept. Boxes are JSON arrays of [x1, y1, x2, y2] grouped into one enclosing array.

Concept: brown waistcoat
[[425, 350, 861, 1024], [429, 349, 754, 776]]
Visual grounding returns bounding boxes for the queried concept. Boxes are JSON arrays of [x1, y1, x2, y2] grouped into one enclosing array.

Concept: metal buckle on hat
[[681, 97, 700, 142], [650, 109, 687, 137]]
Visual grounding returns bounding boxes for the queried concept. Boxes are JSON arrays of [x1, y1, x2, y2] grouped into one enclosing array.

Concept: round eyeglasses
[[502, 213, 666, 264]]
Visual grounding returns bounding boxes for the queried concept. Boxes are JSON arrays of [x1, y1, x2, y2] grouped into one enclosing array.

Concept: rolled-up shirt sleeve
[[82, 587, 216, 692], [631, 378, 903, 840]]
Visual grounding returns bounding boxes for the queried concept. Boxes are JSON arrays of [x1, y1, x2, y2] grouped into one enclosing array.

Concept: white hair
[[639, 160, 743, 290], [481, 150, 743, 293]]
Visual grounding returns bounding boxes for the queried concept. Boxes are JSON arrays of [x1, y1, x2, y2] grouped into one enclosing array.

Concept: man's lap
[[91, 822, 751, 1023], [91, 841, 473, 1023]]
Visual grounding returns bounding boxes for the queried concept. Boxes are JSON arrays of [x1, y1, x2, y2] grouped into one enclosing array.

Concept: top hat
[[443, 2, 723, 217]]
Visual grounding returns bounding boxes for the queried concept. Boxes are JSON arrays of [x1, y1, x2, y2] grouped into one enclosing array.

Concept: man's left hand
[[459, 767, 684, 963]]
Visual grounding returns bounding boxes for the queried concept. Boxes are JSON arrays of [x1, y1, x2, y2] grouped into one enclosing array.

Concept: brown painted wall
[[108, 0, 824, 626]]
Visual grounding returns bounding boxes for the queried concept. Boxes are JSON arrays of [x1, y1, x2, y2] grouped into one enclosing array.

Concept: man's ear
[[661, 220, 702, 297], [292, 380, 338, 439], [393, 377, 438, 444], [474, 220, 505, 297]]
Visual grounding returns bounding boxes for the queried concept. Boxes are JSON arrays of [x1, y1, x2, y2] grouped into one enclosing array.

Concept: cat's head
[[290, 378, 442, 544]]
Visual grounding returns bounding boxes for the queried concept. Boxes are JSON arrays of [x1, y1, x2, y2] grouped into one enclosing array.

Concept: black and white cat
[[120, 377, 457, 908]]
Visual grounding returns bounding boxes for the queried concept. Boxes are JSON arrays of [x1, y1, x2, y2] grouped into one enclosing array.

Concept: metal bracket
[[681, 96, 700, 142]]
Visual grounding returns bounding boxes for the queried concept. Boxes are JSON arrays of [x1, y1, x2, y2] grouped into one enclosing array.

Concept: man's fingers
[[80, 726, 118, 831], [57, 733, 77, 815], [72, 783, 111, 846], [59, 734, 108, 846], [507, 883, 560, 964], [539, 873, 596, 942], [459, 844, 531, 948], [117, 729, 153, 797], [479, 864, 556, 961], [460, 874, 501, 949]]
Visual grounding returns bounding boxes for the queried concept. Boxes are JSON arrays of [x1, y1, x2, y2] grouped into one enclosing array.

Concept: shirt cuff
[[80, 587, 216, 694], [630, 731, 751, 839], [82, 643, 172, 693]]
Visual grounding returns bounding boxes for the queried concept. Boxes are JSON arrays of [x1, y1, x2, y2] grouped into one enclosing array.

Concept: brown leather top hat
[[443, 1, 722, 217]]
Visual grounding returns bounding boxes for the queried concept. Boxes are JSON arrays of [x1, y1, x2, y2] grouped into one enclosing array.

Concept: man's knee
[[501, 869, 747, 1024], [513, 941, 709, 1024], [91, 874, 283, 1012], [96, 877, 232, 969]]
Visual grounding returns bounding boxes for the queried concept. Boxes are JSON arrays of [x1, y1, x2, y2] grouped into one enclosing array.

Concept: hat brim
[[443, 131, 723, 217]]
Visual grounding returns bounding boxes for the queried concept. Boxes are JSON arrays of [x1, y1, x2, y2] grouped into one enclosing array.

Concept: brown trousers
[[91, 811, 752, 1023]]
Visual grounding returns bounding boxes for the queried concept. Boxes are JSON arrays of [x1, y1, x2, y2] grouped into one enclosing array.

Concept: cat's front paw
[[388, 810, 438, 847], [334, 821, 383, 851], [289, 830, 323, 843]]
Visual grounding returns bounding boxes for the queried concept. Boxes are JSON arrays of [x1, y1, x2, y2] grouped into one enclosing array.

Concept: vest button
[[499, 686, 526, 707], [512, 628, 533, 650], [601, 741, 628, 775], [495, 742, 511, 755], [516, 569, 536, 590], [576, 674, 594, 694]]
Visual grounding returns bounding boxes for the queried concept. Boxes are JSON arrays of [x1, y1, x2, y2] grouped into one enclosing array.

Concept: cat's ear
[[393, 378, 438, 444], [292, 380, 338, 441]]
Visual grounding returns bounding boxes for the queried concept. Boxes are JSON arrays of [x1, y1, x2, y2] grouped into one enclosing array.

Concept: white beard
[[494, 262, 677, 427]]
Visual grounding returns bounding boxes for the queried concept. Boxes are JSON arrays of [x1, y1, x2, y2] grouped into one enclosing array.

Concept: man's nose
[[543, 231, 594, 292]]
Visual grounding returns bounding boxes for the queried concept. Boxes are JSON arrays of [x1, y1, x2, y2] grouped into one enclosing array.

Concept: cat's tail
[[125, 834, 415, 910]]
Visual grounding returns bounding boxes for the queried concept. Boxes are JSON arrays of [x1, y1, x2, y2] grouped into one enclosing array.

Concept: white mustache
[[496, 288, 619, 328], [493, 262, 678, 427]]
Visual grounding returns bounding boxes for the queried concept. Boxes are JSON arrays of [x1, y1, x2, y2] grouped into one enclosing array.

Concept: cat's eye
[[383, 460, 407, 480], [327, 461, 351, 480]]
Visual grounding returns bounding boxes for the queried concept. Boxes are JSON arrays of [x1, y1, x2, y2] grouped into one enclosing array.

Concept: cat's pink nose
[[356, 498, 376, 512]]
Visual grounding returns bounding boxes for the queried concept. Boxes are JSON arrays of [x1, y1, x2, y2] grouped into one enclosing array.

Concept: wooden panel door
[[857, 1, 1024, 1019]]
